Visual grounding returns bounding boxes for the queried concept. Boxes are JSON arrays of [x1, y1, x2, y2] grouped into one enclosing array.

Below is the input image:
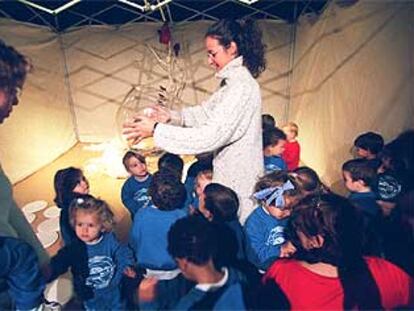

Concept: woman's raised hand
[[147, 104, 171, 123], [122, 114, 157, 145]]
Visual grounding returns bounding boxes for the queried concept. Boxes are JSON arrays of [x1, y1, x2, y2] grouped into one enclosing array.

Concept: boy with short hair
[[342, 159, 380, 217], [342, 159, 382, 255], [263, 127, 287, 173], [158, 152, 184, 181], [354, 132, 384, 160], [130, 171, 188, 309], [121, 151, 152, 219], [282, 122, 301, 171], [167, 216, 248, 310]]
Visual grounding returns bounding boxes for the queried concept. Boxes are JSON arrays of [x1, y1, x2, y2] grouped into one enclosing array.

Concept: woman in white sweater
[[123, 19, 266, 223]]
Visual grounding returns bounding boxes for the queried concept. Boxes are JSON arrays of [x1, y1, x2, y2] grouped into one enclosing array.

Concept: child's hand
[[138, 277, 158, 302], [280, 241, 296, 258], [123, 266, 136, 278], [188, 205, 196, 215]]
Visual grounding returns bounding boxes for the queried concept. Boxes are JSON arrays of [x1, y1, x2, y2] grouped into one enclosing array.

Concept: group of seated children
[[3, 122, 414, 310]]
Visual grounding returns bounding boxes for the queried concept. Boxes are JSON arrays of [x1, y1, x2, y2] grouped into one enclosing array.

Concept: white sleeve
[[154, 82, 256, 155], [180, 92, 218, 127]]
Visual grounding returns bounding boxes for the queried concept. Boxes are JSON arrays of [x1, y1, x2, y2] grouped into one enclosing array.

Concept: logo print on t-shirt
[[134, 188, 150, 205], [86, 256, 115, 289], [266, 226, 285, 246]]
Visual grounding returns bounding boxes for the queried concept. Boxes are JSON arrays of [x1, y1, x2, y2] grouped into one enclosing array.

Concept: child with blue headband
[[244, 171, 301, 271]]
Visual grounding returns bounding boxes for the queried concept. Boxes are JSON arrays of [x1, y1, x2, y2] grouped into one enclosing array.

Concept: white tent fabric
[[289, 1, 414, 189], [0, 20, 76, 183], [0, 0, 412, 186]]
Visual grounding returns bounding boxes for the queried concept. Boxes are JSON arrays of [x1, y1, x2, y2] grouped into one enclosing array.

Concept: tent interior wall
[[0, 0, 413, 191]]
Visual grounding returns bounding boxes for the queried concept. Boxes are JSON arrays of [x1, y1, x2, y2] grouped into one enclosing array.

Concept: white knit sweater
[[154, 57, 263, 223]]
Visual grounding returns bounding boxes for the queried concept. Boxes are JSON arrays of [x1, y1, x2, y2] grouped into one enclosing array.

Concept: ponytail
[[238, 19, 266, 78], [289, 194, 383, 309], [338, 258, 383, 309]]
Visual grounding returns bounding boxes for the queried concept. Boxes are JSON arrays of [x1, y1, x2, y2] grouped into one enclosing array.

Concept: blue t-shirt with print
[[121, 174, 152, 219], [244, 206, 288, 270], [264, 156, 287, 173]]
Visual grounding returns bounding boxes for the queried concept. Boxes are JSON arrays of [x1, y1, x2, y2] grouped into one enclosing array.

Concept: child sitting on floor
[[342, 159, 381, 219], [244, 171, 301, 271], [353, 131, 384, 160], [46, 194, 135, 310], [130, 171, 188, 310], [54, 167, 90, 246], [168, 216, 248, 310], [121, 151, 152, 219], [158, 152, 184, 181]]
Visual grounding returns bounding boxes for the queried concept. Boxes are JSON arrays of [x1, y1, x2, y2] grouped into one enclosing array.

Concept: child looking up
[[168, 216, 248, 310], [121, 151, 152, 219], [263, 127, 287, 173], [282, 122, 301, 171], [244, 171, 301, 271], [54, 167, 90, 245], [47, 195, 135, 310]]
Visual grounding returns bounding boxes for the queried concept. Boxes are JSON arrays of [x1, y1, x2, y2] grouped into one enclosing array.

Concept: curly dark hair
[[0, 39, 31, 92], [354, 132, 384, 155], [168, 215, 218, 265], [54, 167, 88, 209], [158, 152, 184, 180], [204, 183, 239, 222], [148, 171, 186, 211], [206, 19, 266, 78]]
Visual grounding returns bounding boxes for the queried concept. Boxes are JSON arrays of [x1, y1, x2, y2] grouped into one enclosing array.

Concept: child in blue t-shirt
[[263, 127, 287, 173], [46, 194, 135, 310], [342, 159, 381, 218], [121, 151, 152, 219], [197, 183, 246, 266], [245, 171, 299, 271], [130, 171, 188, 310]]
